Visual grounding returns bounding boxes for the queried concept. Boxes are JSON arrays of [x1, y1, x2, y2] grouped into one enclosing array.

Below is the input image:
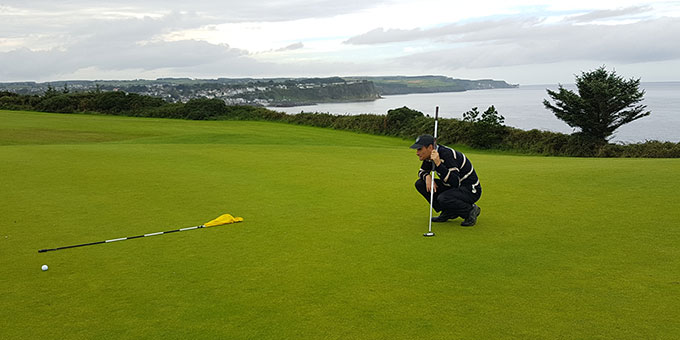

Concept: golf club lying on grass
[[38, 213, 243, 253], [424, 106, 439, 237]]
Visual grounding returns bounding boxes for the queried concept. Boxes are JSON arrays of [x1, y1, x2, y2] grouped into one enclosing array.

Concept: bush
[[92, 91, 132, 114], [386, 106, 424, 132], [127, 93, 166, 113], [433, 118, 470, 146], [142, 103, 184, 118], [35, 94, 80, 113], [182, 98, 228, 120], [503, 129, 604, 156], [462, 106, 507, 148], [599, 141, 680, 158], [0, 91, 34, 110], [286, 112, 337, 127], [214, 105, 288, 121], [333, 114, 385, 134], [1, 89, 677, 158]]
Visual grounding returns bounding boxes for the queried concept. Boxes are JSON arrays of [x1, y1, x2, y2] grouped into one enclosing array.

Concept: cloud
[[344, 17, 544, 45], [275, 42, 305, 52], [391, 17, 680, 71], [0, 10, 259, 80], [0, 9, 260, 80], [344, 27, 423, 45], [0, 31, 372, 81], [0, 0, 399, 23], [0, 1, 406, 80], [2, 1, 680, 83], [0, 1, 399, 56], [566, 5, 653, 22], [0, 9, 220, 52], [343, 6, 669, 46], [0, 40, 247, 80]]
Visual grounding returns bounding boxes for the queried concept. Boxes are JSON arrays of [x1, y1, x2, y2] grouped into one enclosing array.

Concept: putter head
[[423, 232, 435, 237]]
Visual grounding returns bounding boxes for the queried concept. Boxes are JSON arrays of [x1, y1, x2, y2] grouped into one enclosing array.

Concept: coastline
[[267, 82, 680, 143]]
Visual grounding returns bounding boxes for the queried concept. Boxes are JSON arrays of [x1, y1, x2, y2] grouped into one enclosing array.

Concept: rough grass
[[1, 110, 679, 339]]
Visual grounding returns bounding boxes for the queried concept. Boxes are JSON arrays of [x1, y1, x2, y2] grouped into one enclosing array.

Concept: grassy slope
[[1, 110, 679, 339]]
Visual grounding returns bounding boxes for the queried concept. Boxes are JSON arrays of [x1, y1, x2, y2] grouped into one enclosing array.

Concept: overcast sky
[[2, 0, 679, 84]]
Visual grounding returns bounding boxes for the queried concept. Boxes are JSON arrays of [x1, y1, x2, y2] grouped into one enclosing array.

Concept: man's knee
[[415, 179, 426, 192], [437, 190, 465, 208], [437, 193, 459, 209]]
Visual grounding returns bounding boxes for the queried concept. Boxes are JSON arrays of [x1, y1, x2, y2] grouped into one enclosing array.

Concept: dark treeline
[[1, 89, 678, 157]]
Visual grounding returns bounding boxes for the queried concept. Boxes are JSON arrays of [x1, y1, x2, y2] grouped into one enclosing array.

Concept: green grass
[[2, 110, 679, 339]]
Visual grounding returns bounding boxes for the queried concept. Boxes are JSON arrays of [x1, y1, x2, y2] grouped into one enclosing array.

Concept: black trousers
[[415, 178, 482, 218]]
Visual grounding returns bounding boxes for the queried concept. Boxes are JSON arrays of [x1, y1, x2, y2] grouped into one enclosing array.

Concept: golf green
[[2, 110, 679, 339]]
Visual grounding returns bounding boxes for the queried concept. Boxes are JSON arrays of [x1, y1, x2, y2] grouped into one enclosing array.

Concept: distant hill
[[0, 75, 517, 106], [0, 77, 380, 106], [345, 75, 518, 95]]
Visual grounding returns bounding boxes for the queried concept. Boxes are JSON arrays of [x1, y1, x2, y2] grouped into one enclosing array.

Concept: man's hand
[[426, 174, 437, 193], [430, 149, 441, 166]]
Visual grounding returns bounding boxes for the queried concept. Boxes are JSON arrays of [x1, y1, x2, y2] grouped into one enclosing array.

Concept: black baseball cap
[[410, 134, 435, 149]]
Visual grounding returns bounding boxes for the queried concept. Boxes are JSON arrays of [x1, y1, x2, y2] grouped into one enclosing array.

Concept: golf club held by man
[[411, 134, 482, 226]]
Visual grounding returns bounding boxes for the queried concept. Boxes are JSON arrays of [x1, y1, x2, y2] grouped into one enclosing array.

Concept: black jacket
[[418, 145, 481, 192]]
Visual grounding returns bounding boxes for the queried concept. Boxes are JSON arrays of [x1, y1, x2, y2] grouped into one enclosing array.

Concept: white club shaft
[[427, 106, 439, 233], [428, 172, 435, 232], [434, 119, 438, 139]]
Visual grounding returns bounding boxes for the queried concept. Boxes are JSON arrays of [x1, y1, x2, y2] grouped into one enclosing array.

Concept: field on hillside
[[1, 110, 679, 339]]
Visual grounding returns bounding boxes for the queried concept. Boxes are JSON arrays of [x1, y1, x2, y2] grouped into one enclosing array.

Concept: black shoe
[[461, 205, 481, 227], [431, 212, 458, 223]]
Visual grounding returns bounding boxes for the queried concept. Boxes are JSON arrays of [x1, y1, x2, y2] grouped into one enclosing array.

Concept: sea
[[267, 82, 680, 143]]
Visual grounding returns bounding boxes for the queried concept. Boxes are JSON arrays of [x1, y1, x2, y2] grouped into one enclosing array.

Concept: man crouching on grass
[[411, 134, 482, 226]]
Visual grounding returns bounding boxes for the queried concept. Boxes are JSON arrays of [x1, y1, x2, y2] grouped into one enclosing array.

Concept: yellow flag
[[204, 214, 244, 227]]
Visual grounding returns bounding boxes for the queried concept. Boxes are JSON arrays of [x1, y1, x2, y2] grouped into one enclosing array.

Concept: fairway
[[2, 110, 679, 339]]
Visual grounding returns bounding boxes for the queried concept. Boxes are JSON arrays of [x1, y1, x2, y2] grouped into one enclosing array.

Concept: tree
[[94, 91, 130, 114], [385, 106, 424, 134], [387, 106, 423, 123], [462, 106, 506, 148], [544, 66, 651, 143], [183, 98, 227, 120], [44, 84, 59, 98]]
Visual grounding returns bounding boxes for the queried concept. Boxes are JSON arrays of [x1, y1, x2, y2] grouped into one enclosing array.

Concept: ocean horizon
[[269, 81, 680, 143]]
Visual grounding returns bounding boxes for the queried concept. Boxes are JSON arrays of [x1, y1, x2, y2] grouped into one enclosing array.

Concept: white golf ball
[[41, 265, 48, 271]]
